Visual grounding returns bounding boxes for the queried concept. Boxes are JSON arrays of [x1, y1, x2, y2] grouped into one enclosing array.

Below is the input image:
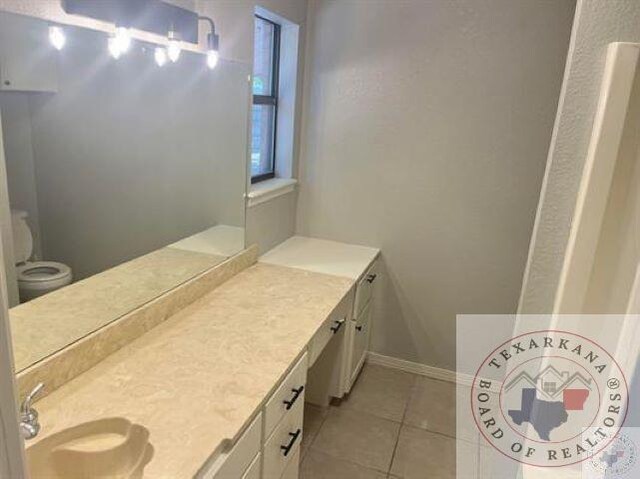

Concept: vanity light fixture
[[206, 47, 219, 70], [167, 30, 181, 63], [114, 26, 131, 53], [108, 35, 123, 59], [198, 16, 219, 70], [48, 25, 66, 50], [154, 46, 167, 66]]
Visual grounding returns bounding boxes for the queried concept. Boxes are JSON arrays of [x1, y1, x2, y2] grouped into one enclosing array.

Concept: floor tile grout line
[[300, 403, 332, 464], [307, 444, 393, 475], [387, 373, 418, 475], [404, 422, 485, 447], [331, 401, 407, 425], [338, 365, 420, 425], [305, 366, 423, 476], [401, 372, 474, 444], [309, 399, 405, 475]]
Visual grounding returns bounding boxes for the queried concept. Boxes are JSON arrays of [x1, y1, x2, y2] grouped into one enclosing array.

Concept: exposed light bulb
[[114, 26, 131, 53], [199, 17, 220, 71], [167, 40, 181, 62], [108, 36, 122, 59], [167, 30, 181, 63], [154, 47, 167, 67], [49, 25, 66, 50], [206, 50, 219, 69]]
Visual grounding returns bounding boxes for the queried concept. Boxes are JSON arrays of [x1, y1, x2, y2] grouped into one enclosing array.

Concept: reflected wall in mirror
[[0, 12, 250, 371]]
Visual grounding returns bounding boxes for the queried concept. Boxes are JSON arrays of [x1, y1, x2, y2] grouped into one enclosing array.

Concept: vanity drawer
[[354, 260, 378, 317], [201, 412, 262, 479], [264, 353, 308, 439], [308, 290, 353, 367], [263, 392, 304, 479]]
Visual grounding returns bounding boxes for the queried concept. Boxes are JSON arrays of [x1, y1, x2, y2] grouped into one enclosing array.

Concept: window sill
[[246, 178, 297, 208]]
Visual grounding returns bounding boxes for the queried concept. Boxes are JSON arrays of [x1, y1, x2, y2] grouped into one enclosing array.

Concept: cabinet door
[[349, 301, 371, 386]]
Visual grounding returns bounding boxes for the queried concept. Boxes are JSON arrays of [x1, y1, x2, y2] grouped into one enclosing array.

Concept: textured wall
[[519, 0, 640, 313], [296, 0, 575, 370], [0, 93, 43, 262], [246, 191, 297, 254]]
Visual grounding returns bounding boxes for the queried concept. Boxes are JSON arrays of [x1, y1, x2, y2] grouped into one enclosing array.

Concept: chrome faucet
[[19, 383, 44, 440]]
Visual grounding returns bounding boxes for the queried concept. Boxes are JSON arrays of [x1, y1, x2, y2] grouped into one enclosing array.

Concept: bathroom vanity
[[0, 9, 389, 479], [21, 238, 379, 479]]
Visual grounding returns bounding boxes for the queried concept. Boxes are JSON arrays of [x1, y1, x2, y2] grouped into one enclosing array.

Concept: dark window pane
[[253, 17, 275, 96], [251, 104, 275, 177]]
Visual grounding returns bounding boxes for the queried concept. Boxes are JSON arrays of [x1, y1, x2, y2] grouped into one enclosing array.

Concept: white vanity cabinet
[[262, 353, 307, 479], [345, 260, 378, 392], [199, 237, 379, 478], [263, 394, 304, 478], [348, 301, 372, 388], [199, 354, 307, 479], [305, 288, 355, 405]]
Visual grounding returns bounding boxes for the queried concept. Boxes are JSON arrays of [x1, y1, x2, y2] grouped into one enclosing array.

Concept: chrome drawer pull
[[280, 428, 301, 457], [366, 273, 377, 283], [283, 386, 304, 410], [330, 318, 345, 334]]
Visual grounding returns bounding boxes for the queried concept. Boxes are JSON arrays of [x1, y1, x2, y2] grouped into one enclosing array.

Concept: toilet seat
[[17, 261, 72, 284]]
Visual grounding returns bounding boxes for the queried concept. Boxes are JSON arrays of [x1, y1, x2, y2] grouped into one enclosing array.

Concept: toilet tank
[[10, 210, 33, 265]]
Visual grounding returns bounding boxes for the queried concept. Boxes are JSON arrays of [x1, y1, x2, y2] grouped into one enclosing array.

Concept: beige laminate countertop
[[30, 263, 353, 478], [11, 247, 226, 371]]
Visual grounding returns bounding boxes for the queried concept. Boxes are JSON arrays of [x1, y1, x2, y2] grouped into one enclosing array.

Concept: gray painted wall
[[0, 93, 43, 261], [246, 191, 297, 254], [519, 0, 640, 313], [296, 0, 575, 370]]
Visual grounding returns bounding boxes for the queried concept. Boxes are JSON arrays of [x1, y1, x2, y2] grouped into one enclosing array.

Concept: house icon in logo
[[505, 365, 593, 440], [505, 365, 592, 400]]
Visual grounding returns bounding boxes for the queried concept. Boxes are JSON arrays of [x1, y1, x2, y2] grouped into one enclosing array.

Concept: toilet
[[11, 210, 72, 302]]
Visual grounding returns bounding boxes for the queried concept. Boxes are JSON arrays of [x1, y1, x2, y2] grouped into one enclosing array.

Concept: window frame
[[251, 14, 281, 184]]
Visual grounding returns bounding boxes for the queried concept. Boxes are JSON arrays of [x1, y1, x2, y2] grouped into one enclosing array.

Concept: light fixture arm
[[198, 16, 219, 52]]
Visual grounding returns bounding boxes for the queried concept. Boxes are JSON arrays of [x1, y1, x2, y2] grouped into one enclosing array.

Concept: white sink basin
[[27, 417, 153, 478]]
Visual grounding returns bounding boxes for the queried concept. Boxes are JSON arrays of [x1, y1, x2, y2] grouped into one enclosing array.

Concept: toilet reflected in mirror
[[11, 210, 72, 301]]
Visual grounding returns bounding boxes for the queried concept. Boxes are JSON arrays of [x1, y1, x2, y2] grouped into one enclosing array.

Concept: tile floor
[[299, 364, 465, 478]]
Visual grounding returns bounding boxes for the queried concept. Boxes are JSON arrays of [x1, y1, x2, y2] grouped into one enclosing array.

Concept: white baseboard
[[366, 352, 476, 387]]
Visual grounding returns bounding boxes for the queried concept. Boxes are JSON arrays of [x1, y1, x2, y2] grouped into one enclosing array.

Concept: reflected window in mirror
[[251, 15, 280, 183]]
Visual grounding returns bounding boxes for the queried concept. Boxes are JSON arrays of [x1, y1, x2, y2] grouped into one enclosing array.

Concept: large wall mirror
[[0, 12, 250, 372]]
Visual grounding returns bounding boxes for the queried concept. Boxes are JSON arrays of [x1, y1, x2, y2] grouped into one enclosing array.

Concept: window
[[251, 15, 280, 183]]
